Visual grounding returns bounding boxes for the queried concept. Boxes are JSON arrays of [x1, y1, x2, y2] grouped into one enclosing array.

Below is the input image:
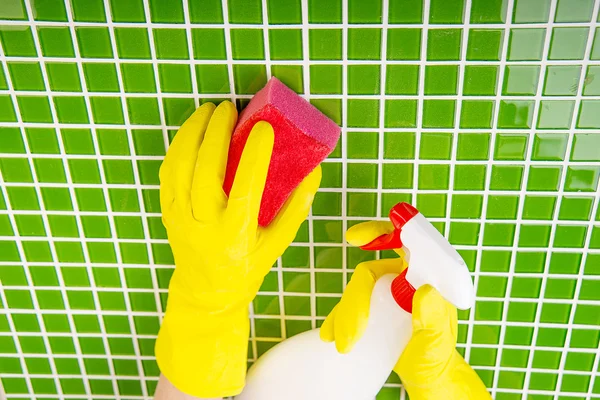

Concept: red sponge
[[223, 77, 341, 226]]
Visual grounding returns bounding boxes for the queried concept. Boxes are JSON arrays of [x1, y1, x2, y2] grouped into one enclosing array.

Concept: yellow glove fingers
[[346, 221, 395, 247], [225, 121, 274, 238], [395, 285, 457, 383], [319, 305, 337, 343], [191, 101, 237, 221], [320, 258, 404, 353], [259, 166, 321, 263], [160, 103, 215, 214], [411, 285, 457, 341], [332, 263, 376, 353], [362, 257, 406, 279]]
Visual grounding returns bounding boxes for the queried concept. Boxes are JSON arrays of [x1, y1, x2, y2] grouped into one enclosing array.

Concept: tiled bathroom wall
[[1, 0, 600, 398]]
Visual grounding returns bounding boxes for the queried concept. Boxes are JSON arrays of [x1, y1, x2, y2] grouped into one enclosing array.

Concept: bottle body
[[236, 274, 411, 400]]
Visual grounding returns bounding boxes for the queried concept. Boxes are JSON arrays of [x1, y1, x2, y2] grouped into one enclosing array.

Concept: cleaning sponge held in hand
[[223, 77, 341, 226]]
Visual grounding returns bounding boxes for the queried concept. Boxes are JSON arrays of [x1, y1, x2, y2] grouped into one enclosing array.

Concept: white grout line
[[339, 0, 349, 300], [5, 153, 600, 165], [491, 0, 557, 395], [464, 0, 515, 370], [4, 19, 600, 28], [4, 53, 600, 67], [9, 87, 600, 100], [181, 0, 200, 108], [553, 9, 600, 399], [220, 0, 237, 103], [141, 0, 170, 154], [376, 0, 389, 223], [299, 0, 317, 334], [443, 0, 471, 274], [134, 0, 167, 326], [3, 119, 600, 132], [524, 2, 600, 399]]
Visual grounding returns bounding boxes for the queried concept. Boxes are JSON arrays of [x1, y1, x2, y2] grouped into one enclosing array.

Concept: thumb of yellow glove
[[395, 285, 491, 400]]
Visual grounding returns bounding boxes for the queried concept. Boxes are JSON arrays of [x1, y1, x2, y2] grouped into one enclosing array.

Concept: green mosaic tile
[[348, 28, 382, 60], [427, 29, 462, 61], [467, 29, 504, 61], [498, 100, 535, 128], [348, 65, 380, 95], [508, 28, 546, 60], [386, 64, 419, 95], [549, 27, 589, 60], [231, 29, 265, 60], [308, 0, 341, 23], [387, 28, 421, 60], [114, 28, 152, 59], [309, 29, 342, 60], [0, 26, 37, 57], [384, 100, 417, 128], [544, 66, 582, 96], [463, 66, 498, 96]]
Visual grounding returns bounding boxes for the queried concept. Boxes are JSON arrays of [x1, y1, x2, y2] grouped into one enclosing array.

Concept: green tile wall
[[1, 0, 600, 399]]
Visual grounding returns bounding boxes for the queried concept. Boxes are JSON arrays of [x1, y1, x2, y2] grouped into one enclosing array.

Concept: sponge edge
[[223, 77, 341, 226]]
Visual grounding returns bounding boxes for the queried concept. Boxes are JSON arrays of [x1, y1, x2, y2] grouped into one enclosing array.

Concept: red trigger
[[359, 202, 419, 251]]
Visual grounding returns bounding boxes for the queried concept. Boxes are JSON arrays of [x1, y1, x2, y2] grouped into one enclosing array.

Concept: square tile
[[463, 66, 498, 95], [348, 29, 382, 60], [513, 0, 551, 23], [114, 28, 152, 59], [192, 28, 226, 60], [389, 0, 423, 23], [549, 27, 589, 60], [508, 28, 546, 60], [268, 0, 301, 23], [309, 29, 342, 60], [429, 0, 465, 24], [153, 29, 189, 60], [310, 65, 342, 94], [467, 29, 504, 60], [544, 65, 582, 96], [427, 29, 462, 60], [471, 0, 508, 23], [424, 65, 458, 95], [230, 29, 265, 60], [386, 65, 419, 95], [348, 65, 380, 95], [387, 28, 421, 60], [76, 27, 113, 58], [269, 29, 302, 60]]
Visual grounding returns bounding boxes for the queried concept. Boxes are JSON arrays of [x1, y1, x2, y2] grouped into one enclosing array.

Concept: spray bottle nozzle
[[359, 202, 417, 251], [358, 201, 476, 311], [389, 202, 418, 229]]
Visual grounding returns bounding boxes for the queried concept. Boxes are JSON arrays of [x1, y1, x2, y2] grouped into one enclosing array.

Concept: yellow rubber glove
[[155, 101, 321, 398], [321, 221, 491, 400]]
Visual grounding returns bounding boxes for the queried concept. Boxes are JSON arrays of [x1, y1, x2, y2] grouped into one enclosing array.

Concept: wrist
[[155, 284, 251, 398]]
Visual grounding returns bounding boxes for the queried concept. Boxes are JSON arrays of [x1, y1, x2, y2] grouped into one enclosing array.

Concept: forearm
[[154, 374, 222, 400]]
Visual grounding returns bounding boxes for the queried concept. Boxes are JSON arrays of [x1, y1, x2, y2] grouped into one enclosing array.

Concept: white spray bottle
[[236, 202, 475, 400]]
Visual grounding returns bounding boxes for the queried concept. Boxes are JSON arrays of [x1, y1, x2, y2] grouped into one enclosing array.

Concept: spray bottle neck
[[391, 269, 416, 313]]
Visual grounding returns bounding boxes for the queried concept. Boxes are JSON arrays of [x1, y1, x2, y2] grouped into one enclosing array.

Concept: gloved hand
[[155, 101, 321, 398], [321, 221, 491, 400]]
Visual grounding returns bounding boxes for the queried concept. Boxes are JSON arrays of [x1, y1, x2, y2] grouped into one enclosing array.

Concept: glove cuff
[[155, 298, 250, 398]]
